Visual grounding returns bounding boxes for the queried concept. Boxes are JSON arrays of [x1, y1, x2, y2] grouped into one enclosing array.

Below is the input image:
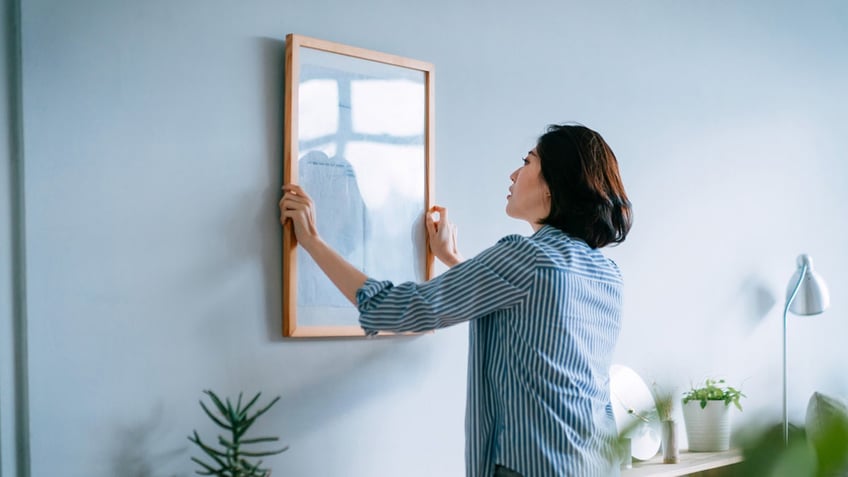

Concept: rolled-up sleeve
[[356, 235, 537, 336]]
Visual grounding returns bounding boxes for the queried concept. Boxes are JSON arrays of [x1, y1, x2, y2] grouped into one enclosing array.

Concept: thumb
[[438, 206, 448, 224], [426, 211, 436, 236]]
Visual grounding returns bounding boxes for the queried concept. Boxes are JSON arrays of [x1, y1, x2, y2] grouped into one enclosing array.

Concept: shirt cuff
[[356, 278, 394, 336]]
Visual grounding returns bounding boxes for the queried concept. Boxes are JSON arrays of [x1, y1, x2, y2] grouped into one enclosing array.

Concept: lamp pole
[[782, 262, 807, 446]]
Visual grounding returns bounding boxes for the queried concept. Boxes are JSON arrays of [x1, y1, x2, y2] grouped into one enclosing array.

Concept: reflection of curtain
[[297, 151, 367, 307]]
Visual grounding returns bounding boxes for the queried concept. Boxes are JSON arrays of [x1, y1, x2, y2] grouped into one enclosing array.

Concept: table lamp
[[782, 254, 830, 444]]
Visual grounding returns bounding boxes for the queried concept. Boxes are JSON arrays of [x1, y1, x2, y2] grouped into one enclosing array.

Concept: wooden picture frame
[[283, 34, 435, 338]]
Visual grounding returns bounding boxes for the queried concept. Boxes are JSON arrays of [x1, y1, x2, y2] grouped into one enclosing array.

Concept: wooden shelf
[[621, 449, 743, 477]]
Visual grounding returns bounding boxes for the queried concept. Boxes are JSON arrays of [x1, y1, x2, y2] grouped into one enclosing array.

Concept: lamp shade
[[785, 254, 830, 316]]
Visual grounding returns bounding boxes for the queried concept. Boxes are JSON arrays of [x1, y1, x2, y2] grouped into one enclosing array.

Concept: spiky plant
[[188, 390, 288, 477]]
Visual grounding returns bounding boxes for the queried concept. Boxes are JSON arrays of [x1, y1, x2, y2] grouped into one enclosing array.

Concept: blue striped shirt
[[356, 225, 622, 476]]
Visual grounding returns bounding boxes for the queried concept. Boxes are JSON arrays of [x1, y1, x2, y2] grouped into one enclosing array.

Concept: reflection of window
[[298, 72, 426, 211], [298, 79, 338, 141], [351, 79, 425, 136]]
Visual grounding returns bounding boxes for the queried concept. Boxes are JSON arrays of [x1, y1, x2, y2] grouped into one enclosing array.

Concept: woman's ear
[[541, 185, 552, 213]]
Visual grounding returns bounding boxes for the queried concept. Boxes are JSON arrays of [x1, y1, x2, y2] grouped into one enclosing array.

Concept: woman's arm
[[279, 184, 464, 305], [356, 235, 537, 335], [279, 184, 463, 305]]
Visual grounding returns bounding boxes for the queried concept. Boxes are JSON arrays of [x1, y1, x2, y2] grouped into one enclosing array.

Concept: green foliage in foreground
[[188, 390, 289, 477], [731, 418, 848, 477]]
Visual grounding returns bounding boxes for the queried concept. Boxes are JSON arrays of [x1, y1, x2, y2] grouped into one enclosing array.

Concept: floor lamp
[[782, 254, 830, 445]]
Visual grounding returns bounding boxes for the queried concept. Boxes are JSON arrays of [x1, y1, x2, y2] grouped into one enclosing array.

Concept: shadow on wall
[[273, 335, 432, 444], [109, 403, 188, 477], [205, 338, 429, 475], [257, 36, 286, 341], [732, 273, 778, 331], [151, 37, 286, 343]]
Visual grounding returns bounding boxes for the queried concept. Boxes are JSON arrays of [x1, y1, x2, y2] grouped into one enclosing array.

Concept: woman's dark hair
[[536, 124, 632, 248]]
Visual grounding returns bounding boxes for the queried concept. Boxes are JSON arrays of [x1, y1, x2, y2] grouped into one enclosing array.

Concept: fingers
[[279, 184, 314, 227], [280, 193, 310, 208], [280, 184, 313, 214], [430, 205, 447, 223], [282, 183, 313, 202], [428, 205, 449, 230], [280, 208, 309, 222], [437, 206, 447, 223], [425, 211, 436, 236]]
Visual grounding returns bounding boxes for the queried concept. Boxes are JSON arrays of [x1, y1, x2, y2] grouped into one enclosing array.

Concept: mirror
[[282, 34, 435, 338], [610, 364, 662, 460]]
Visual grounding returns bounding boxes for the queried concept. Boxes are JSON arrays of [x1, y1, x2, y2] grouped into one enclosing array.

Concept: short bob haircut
[[535, 124, 632, 249]]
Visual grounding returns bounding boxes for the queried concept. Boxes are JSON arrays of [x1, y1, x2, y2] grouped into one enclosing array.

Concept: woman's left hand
[[279, 184, 320, 249], [426, 205, 464, 267]]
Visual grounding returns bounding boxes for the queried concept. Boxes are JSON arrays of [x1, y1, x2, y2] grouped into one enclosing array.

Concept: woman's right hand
[[426, 206, 463, 268], [279, 184, 321, 250]]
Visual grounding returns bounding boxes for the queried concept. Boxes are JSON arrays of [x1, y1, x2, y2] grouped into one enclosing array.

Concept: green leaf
[[200, 401, 233, 431], [240, 445, 289, 457], [240, 393, 263, 419], [248, 395, 281, 422], [239, 437, 280, 445], [682, 378, 746, 412], [190, 455, 223, 475], [218, 436, 236, 450], [225, 397, 238, 424], [189, 432, 229, 461], [205, 390, 230, 418]]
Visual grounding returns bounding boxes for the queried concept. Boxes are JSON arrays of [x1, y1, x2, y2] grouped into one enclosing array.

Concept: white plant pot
[[682, 400, 732, 451]]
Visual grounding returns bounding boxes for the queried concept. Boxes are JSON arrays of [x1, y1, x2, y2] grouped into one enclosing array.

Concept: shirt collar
[[531, 224, 589, 247], [530, 224, 560, 239]]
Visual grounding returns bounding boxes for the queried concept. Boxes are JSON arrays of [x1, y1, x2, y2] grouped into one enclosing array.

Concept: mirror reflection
[[295, 47, 427, 328]]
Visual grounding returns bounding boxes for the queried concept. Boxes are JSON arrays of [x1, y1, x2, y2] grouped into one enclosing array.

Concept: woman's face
[[506, 148, 551, 228]]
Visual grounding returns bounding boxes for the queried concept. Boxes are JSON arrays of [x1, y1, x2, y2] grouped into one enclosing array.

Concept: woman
[[280, 124, 632, 477]]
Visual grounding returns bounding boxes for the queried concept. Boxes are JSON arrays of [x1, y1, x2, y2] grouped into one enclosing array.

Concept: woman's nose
[[509, 169, 518, 182]]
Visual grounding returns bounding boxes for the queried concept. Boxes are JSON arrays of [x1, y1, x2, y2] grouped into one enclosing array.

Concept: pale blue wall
[[6, 0, 848, 476]]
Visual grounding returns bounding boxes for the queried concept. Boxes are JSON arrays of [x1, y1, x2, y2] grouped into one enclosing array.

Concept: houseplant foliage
[[682, 378, 745, 411], [188, 390, 288, 477], [682, 378, 745, 452]]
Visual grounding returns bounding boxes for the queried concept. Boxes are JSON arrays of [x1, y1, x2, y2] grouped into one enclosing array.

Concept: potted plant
[[188, 390, 289, 476], [681, 378, 745, 452]]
